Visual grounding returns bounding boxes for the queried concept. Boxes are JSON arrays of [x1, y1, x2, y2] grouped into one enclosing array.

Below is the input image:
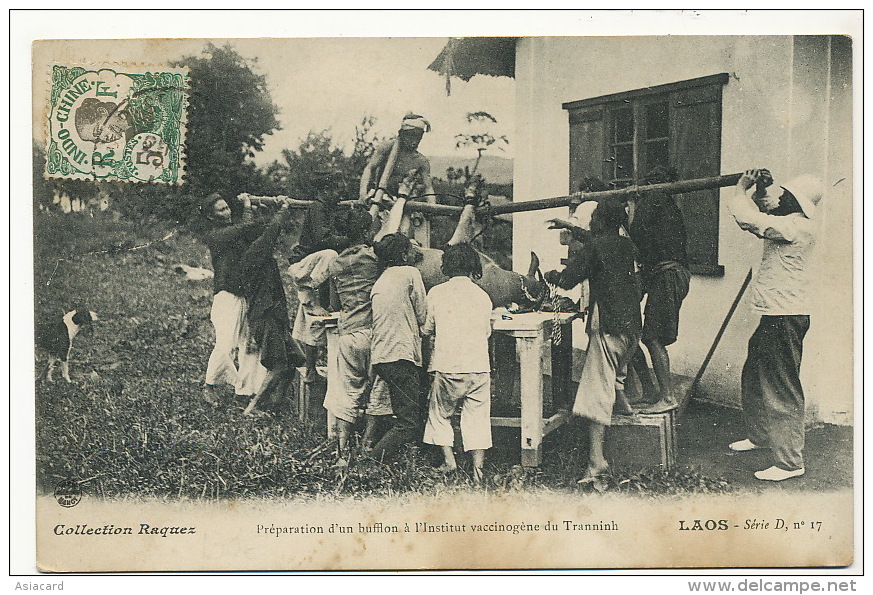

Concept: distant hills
[[428, 155, 513, 185]]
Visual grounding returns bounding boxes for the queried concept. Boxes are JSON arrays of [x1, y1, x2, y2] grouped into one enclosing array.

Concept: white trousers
[[423, 372, 492, 451], [205, 291, 271, 395], [289, 249, 338, 347]]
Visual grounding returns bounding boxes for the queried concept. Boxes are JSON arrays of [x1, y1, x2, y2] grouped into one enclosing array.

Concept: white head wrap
[[400, 113, 431, 133], [782, 175, 825, 219]]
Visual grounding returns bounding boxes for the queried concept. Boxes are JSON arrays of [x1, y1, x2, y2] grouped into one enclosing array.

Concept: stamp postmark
[[46, 65, 187, 183], [53, 479, 82, 508]]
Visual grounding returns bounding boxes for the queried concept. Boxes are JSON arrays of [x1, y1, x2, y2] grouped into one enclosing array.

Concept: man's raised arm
[[728, 168, 800, 243]]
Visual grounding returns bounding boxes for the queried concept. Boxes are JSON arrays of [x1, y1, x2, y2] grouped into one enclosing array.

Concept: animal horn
[[526, 251, 540, 279], [519, 251, 546, 307]]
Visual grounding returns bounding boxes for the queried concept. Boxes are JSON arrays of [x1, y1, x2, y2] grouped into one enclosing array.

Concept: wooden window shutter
[[568, 107, 606, 193], [671, 82, 725, 275]]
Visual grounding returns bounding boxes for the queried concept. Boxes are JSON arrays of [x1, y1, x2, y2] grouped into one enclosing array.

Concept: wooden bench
[[491, 312, 683, 470]]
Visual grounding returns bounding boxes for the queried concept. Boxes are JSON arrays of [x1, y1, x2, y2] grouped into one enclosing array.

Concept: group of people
[[544, 167, 824, 483], [543, 167, 691, 482], [308, 165, 494, 480], [321, 207, 493, 479], [197, 108, 825, 485], [199, 114, 495, 482]]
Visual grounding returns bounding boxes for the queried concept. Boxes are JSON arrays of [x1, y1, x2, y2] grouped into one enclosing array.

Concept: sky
[[231, 37, 516, 163], [30, 36, 517, 166]]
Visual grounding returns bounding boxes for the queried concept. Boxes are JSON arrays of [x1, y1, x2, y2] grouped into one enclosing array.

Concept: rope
[[519, 274, 541, 305], [44, 229, 178, 287], [545, 280, 563, 346], [468, 198, 493, 243]]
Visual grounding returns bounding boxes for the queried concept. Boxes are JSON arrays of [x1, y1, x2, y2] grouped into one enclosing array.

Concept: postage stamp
[[45, 65, 187, 183]]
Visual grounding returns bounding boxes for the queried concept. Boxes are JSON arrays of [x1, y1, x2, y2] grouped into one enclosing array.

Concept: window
[[563, 73, 729, 275]]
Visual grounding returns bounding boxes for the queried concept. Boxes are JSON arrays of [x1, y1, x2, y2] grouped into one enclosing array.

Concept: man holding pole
[[360, 113, 436, 243], [544, 198, 642, 483], [289, 170, 352, 383], [200, 193, 291, 406], [727, 168, 824, 481], [627, 166, 691, 413]]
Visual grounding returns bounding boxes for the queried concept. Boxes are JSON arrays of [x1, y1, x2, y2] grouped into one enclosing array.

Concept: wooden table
[[490, 312, 577, 467], [318, 311, 576, 466]]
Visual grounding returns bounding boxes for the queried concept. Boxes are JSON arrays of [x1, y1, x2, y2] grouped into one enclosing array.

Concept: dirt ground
[[482, 367, 854, 492], [677, 398, 854, 492], [481, 383, 853, 492]]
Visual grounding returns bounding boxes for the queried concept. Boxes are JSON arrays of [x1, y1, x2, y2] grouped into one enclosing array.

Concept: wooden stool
[[605, 409, 678, 470]]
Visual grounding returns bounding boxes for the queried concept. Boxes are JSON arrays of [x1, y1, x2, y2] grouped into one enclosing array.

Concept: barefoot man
[[627, 166, 691, 413], [544, 198, 642, 483], [360, 113, 436, 244]]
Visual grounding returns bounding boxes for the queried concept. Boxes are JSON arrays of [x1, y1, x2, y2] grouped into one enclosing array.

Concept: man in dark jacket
[[237, 200, 299, 413], [627, 166, 691, 413], [201, 193, 291, 406], [289, 170, 352, 265], [288, 171, 353, 382], [545, 198, 641, 483]]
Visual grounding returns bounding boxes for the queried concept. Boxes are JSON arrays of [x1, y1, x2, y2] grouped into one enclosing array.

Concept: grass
[[34, 212, 734, 501]]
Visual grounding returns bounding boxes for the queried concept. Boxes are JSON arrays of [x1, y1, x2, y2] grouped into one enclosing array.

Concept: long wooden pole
[[679, 267, 754, 414], [487, 173, 744, 215], [242, 172, 744, 217], [369, 136, 401, 220]]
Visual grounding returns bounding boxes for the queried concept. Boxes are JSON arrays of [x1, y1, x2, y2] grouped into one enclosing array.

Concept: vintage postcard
[[13, 10, 861, 578]]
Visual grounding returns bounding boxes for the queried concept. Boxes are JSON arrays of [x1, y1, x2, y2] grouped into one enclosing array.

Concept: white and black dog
[[37, 309, 98, 383]]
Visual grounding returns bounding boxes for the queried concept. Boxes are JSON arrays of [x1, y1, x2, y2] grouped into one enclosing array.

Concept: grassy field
[[33, 212, 732, 501]]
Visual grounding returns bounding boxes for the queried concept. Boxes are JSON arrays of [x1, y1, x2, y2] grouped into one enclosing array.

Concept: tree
[[33, 44, 281, 224], [280, 130, 349, 198], [33, 141, 105, 214], [172, 43, 281, 200], [348, 116, 382, 186], [101, 43, 282, 224], [454, 111, 509, 179], [269, 116, 382, 200]]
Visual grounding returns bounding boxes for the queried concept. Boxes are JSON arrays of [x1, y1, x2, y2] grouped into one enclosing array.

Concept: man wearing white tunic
[[727, 169, 824, 482]]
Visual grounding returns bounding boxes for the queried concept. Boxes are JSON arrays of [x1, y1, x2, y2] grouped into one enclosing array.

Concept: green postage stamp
[[45, 65, 188, 183]]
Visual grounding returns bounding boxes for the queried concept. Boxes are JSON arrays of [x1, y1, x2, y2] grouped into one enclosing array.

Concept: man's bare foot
[[613, 396, 635, 416], [436, 464, 457, 473], [202, 385, 222, 407], [628, 392, 660, 406], [577, 463, 609, 484], [333, 458, 349, 469], [636, 398, 678, 414], [472, 467, 484, 486]]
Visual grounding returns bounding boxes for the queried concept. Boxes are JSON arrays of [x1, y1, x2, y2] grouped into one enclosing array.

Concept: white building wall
[[512, 36, 853, 424]]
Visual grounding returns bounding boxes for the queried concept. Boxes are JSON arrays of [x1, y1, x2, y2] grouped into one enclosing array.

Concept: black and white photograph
[[10, 9, 862, 581]]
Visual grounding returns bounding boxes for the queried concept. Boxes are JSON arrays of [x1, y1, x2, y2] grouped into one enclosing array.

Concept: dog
[[36, 309, 97, 383]]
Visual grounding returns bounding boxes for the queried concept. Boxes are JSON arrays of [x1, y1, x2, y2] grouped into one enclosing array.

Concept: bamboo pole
[[679, 267, 754, 415], [240, 172, 744, 217], [244, 195, 464, 215], [487, 173, 744, 216]]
